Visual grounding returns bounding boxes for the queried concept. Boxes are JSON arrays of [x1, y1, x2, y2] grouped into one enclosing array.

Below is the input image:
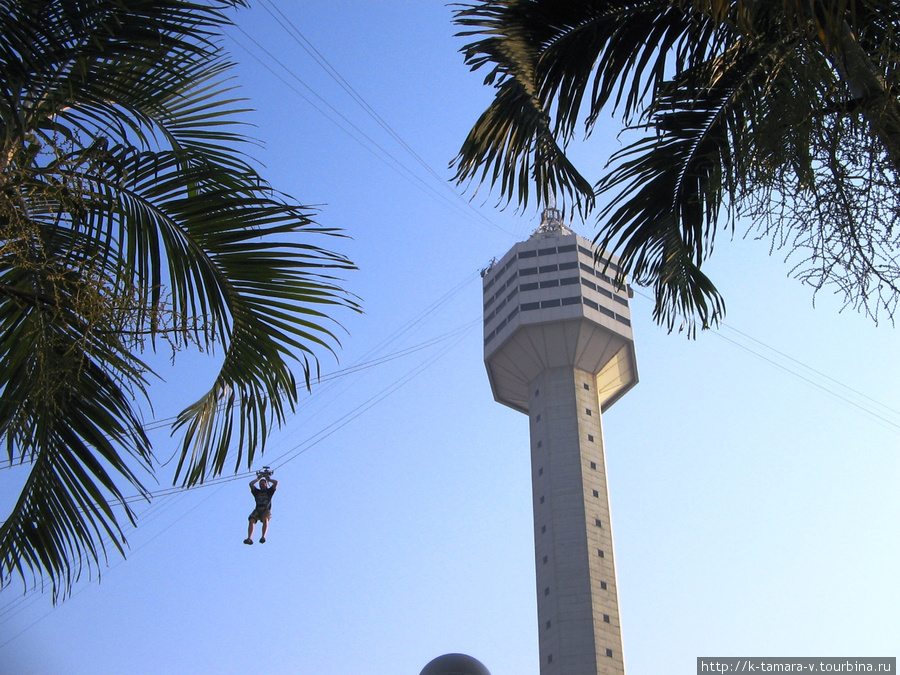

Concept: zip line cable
[[117, 318, 479, 506], [720, 322, 900, 421], [713, 330, 900, 433], [0, 325, 469, 472], [629, 288, 900, 433], [270, 325, 474, 473], [0, 318, 478, 482], [7, 281, 897, 635], [96, 319, 480, 508], [224, 25, 516, 239], [255, 0, 512, 237], [153, 270, 479, 432], [0, 275, 480, 618]]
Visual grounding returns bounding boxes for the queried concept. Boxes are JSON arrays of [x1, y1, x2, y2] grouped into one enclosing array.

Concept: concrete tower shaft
[[482, 215, 637, 675], [529, 366, 624, 674]]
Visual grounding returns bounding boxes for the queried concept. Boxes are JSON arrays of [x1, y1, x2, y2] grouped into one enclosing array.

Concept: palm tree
[[452, 0, 900, 332], [0, 0, 358, 601]]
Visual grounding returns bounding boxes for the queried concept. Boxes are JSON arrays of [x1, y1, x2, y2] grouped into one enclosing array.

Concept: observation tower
[[482, 208, 638, 675]]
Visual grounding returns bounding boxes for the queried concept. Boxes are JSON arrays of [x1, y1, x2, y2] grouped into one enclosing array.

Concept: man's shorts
[[248, 508, 271, 522]]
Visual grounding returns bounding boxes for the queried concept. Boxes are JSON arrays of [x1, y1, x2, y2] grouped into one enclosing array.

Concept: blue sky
[[1, 2, 898, 673]]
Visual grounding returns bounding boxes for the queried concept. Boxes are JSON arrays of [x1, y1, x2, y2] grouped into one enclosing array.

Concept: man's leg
[[245, 518, 256, 544], [260, 517, 269, 543]]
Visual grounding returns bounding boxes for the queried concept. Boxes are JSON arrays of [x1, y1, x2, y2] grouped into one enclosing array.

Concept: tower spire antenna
[[536, 198, 570, 237]]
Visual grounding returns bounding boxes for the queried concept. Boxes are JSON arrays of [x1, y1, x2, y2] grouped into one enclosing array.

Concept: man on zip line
[[244, 469, 278, 545]]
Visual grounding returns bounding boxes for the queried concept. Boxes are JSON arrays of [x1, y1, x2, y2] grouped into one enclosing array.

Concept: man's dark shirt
[[251, 485, 276, 511]]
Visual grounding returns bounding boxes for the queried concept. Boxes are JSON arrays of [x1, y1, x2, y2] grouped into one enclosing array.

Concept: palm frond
[[452, 75, 594, 210], [455, 0, 900, 330], [594, 30, 800, 330], [452, 0, 596, 209]]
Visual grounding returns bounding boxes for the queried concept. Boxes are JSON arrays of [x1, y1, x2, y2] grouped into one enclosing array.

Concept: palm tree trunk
[[832, 22, 900, 173]]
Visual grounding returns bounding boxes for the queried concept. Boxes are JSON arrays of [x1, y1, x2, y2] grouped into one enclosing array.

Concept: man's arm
[[249, 477, 260, 489], [269, 479, 278, 490]]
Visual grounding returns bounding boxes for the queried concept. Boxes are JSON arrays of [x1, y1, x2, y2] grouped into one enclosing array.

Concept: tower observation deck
[[482, 209, 638, 675]]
